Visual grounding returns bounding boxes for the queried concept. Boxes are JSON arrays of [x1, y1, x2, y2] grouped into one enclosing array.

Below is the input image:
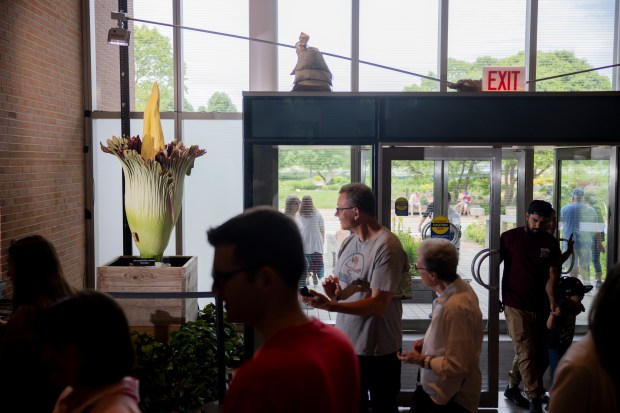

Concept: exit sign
[[482, 66, 526, 91]]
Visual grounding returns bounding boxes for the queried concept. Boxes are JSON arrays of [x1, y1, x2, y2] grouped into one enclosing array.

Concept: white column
[[249, 0, 278, 91]]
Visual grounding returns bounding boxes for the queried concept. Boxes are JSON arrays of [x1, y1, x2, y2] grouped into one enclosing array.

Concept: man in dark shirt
[[501, 200, 561, 413]]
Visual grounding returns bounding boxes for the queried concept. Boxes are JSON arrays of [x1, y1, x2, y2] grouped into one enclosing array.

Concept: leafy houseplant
[[101, 82, 206, 261], [132, 304, 244, 412]]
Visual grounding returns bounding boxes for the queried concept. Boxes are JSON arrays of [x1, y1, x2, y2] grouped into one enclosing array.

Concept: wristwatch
[[424, 355, 434, 369]]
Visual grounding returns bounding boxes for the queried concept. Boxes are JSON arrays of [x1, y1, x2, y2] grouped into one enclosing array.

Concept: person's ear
[[254, 266, 279, 291]]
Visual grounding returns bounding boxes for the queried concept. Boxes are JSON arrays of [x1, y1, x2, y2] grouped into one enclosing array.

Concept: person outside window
[[560, 188, 598, 286], [409, 191, 422, 215], [299, 195, 325, 285], [284, 194, 302, 229], [585, 195, 605, 288]]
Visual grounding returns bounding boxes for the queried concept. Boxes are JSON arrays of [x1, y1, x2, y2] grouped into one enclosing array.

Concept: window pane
[[93, 0, 126, 111], [278, 1, 351, 91], [448, 0, 526, 84], [132, 0, 175, 111], [183, 0, 248, 112], [360, 1, 439, 92], [183, 119, 243, 300], [537, 0, 614, 91]]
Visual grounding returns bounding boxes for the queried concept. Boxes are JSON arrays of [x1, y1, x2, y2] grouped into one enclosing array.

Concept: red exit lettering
[[487, 70, 521, 91]]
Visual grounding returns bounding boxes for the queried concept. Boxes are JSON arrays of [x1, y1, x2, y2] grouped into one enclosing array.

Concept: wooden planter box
[[97, 256, 198, 329]]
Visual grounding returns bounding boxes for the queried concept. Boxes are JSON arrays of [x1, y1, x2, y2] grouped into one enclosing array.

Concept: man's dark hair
[[207, 207, 306, 289], [418, 238, 459, 282], [339, 183, 376, 216], [527, 200, 553, 218]]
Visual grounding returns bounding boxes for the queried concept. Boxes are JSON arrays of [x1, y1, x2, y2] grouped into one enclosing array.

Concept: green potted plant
[[392, 216, 434, 303], [132, 304, 244, 412]]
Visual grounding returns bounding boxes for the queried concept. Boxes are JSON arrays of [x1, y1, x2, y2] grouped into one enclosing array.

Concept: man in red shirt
[[208, 207, 360, 413]]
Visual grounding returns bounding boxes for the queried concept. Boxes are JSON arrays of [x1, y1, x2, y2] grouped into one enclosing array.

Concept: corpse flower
[[101, 82, 206, 261]]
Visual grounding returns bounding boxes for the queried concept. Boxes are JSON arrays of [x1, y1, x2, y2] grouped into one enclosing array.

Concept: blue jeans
[[548, 346, 568, 386]]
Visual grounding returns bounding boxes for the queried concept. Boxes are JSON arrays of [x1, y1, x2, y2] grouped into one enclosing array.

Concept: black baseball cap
[[558, 276, 593, 298]]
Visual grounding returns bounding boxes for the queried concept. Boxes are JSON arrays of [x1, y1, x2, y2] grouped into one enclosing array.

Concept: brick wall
[[0, 0, 86, 292]]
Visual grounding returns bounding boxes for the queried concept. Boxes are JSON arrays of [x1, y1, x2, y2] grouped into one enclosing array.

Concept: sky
[[128, 0, 616, 110]]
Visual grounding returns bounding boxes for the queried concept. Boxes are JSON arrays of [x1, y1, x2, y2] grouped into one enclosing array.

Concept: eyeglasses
[[414, 263, 429, 272], [212, 266, 258, 285], [335, 206, 356, 213]]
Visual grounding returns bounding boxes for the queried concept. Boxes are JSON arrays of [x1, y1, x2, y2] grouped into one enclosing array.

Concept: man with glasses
[[398, 238, 483, 413], [302, 183, 409, 413], [208, 207, 360, 413]]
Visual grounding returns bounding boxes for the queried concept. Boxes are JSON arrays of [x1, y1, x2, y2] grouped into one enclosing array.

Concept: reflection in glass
[[558, 159, 610, 285]]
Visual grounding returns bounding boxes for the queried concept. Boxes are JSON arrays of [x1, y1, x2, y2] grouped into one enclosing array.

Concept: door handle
[[470, 248, 499, 291], [558, 238, 574, 274]]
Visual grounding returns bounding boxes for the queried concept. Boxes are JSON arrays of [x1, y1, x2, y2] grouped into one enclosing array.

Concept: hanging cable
[[122, 15, 619, 87]]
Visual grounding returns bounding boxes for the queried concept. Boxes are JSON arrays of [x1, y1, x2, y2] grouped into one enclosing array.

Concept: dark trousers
[[359, 352, 401, 413], [413, 384, 471, 413]]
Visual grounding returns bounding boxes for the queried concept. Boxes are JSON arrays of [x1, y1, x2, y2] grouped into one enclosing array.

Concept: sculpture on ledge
[[448, 79, 482, 92], [290, 32, 333, 91]]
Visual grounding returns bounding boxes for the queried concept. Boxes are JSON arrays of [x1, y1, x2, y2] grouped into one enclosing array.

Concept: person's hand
[[597, 241, 606, 253], [301, 290, 331, 310], [321, 275, 341, 300], [550, 303, 559, 315], [397, 349, 418, 364], [398, 340, 424, 365]]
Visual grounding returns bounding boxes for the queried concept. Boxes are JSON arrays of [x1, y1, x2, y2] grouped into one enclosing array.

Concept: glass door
[[380, 146, 502, 407], [554, 147, 617, 305]]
